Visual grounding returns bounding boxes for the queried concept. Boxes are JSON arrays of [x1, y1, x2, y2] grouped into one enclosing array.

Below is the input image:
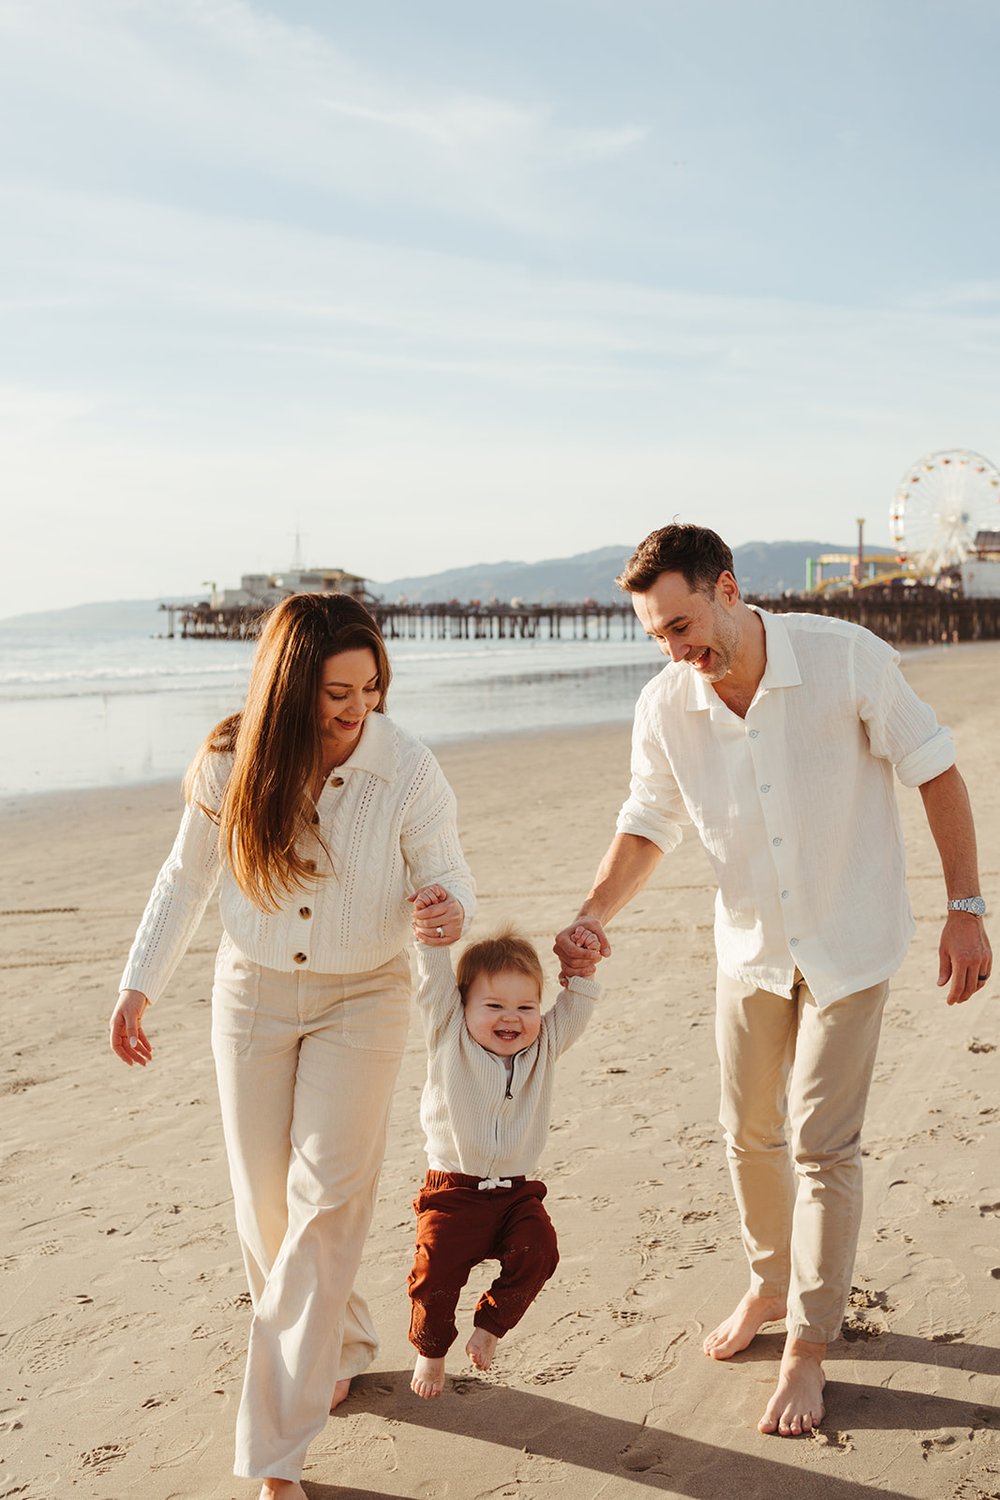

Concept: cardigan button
[[311, 813, 319, 826], [293, 952, 308, 964], [299, 907, 312, 920], [330, 775, 344, 787]]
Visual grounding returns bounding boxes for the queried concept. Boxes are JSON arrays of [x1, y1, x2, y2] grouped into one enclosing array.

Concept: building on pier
[[214, 566, 368, 610], [961, 531, 1000, 599]]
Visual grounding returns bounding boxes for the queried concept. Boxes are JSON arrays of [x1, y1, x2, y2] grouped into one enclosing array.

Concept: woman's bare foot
[[466, 1327, 498, 1371], [329, 1377, 351, 1413], [758, 1337, 826, 1435], [703, 1290, 786, 1359], [411, 1353, 446, 1398], [259, 1481, 307, 1500]]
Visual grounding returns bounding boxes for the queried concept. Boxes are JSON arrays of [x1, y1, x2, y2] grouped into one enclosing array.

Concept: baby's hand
[[410, 883, 450, 912], [570, 925, 602, 952]]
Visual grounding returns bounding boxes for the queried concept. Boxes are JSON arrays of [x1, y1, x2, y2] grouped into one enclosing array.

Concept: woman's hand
[[409, 884, 464, 946], [109, 989, 153, 1067]]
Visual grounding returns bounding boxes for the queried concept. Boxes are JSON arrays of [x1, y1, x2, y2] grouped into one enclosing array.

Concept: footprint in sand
[[80, 1444, 127, 1472]]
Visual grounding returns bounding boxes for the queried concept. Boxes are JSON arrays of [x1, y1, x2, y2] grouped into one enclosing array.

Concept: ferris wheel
[[889, 449, 1000, 574]]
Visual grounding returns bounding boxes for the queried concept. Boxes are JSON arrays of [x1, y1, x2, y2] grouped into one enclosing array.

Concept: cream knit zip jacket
[[414, 944, 599, 1180], [120, 713, 475, 1003]]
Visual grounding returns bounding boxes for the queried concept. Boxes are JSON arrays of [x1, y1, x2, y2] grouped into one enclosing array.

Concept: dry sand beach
[[1, 644, 998, 1500]]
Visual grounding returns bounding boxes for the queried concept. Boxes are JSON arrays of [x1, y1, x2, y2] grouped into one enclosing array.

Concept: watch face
[[952, 897, 986, 916]]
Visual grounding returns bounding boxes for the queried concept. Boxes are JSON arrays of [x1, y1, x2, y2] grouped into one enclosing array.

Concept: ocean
[[0, 623, 662, 799]]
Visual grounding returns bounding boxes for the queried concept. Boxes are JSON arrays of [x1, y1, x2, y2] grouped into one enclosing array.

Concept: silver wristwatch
[[947, 896, 987, 917]]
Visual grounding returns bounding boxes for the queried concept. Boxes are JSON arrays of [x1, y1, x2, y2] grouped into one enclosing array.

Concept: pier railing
[[160, 592, 1000, 645]]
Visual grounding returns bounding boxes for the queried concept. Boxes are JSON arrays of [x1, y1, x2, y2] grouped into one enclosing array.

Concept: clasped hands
[[409, 884, 465, 945], [410, 888, 609, 983]]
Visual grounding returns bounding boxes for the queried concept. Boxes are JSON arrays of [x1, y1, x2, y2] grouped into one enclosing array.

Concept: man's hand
[[409, 884, 464, 945], [554, 916, 611, 986], [937, 912, 992, 1005]]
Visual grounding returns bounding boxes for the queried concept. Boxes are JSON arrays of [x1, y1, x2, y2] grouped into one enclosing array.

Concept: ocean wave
[[0, 667, 251, 702]]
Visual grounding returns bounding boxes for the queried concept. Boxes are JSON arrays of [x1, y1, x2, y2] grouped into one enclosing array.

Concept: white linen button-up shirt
[[616, 609, 955, 1006]]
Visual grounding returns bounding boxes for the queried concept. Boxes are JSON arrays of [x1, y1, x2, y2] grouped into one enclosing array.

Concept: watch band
[[947, 896, 987, 917]]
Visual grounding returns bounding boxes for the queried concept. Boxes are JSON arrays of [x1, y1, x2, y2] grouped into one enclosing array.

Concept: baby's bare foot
[[329, 1377, 351, 1413], [259, 1480, 307, 1500], [466, 1327, 498, 1371], [411, 1354, 446, 1398], [758, 1337, 826, 1436], [703, 1290, 786, 1359]]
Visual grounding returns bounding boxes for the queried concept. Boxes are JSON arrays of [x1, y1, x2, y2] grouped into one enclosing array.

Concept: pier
[[160, 590, 1000, 647], [758, 589, 1000, 644], [160, 600, 642, 641]]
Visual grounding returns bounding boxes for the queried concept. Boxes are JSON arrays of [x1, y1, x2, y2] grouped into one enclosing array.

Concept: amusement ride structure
[[808, 448, 1000, 593], [889, 448, 1000, 574]]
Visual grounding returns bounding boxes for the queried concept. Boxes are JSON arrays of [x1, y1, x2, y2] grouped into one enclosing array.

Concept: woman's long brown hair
[[185, 593, 391, 912]]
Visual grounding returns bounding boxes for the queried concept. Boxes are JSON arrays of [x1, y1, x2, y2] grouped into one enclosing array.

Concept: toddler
[[407, 884, 600, 1398]]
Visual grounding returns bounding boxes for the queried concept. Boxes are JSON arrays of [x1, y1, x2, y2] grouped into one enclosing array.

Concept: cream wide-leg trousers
[[715, 967, 889, 1345], [211, 939, 411, 1481]]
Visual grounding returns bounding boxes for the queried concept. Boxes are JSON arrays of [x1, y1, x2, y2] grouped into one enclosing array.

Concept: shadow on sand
[[302, 1343, 999, 1500]]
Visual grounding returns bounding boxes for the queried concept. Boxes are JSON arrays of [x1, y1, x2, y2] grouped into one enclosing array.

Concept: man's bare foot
[[411, 1353, 446, 1398], [329, 1377, 351, 1413], [758, 1337, 826, 1436], [259, 1481, 307, 1500], [703, 1290, 786, 1359], [466, 1327, 498, 1372]]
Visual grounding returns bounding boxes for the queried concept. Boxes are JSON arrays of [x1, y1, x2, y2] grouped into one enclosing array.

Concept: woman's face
[[316, 647, 381, 762]]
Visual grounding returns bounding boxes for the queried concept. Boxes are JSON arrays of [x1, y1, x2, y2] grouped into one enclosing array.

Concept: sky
[[2, 0, 999, 615]]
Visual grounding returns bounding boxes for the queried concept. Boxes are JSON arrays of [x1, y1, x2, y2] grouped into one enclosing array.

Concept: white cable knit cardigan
[[120, 712, 476, 1003]]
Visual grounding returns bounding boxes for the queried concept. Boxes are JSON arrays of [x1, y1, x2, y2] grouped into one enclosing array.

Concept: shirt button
[[293, 951, 308, 964], [760, 784, 770, 793], [790, 937, 799, 947], [772, 837, 782, 847], [749, 729, 760, 739], [330, 775, 344, 787], [781, 889, 789, 899], [299, 906, 312, 919]]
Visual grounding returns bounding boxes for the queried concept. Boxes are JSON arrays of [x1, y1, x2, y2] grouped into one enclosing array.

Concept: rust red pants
[[407, 1171, 559, 1357]]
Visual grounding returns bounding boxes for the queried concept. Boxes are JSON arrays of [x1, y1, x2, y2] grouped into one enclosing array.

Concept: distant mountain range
[[0, 539, 892, 630]]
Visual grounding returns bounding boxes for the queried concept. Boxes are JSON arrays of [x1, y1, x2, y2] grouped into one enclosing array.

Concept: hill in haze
[[0, 539, 892, 630], [371, 539, 891, 604]]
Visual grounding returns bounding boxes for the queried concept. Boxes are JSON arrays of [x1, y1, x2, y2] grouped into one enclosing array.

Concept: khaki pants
[[211, 940, 411, 1481], [715, 967, 888, 1344]]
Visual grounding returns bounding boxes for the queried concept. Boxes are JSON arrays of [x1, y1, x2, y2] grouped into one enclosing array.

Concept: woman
[[109, 593, 474, 1500]]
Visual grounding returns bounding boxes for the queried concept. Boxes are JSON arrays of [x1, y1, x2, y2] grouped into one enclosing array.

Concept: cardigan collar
[[335, 710, 400, 782], [685, 606, 802, 712]]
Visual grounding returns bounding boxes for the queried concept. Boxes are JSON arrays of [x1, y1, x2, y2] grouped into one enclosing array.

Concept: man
[[555, 524, 991, 1438]]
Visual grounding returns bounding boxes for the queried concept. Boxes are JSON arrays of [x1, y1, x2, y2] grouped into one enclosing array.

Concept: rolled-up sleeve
[[615, 689, 689, 852], [854, 633, 956, 788]]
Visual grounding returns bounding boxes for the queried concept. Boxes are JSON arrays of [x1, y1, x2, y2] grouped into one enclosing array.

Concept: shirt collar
[[336, 710, 399, 781], [684, 606, 802, 711], [755, 608, 803, 690]]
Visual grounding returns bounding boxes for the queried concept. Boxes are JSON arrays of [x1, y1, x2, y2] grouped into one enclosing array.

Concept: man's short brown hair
[[617, 523, 735, 595], [456, 927, 544, 1002]]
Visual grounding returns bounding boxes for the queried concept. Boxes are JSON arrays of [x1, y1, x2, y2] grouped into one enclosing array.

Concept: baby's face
[[463, 969, 542, 1057]]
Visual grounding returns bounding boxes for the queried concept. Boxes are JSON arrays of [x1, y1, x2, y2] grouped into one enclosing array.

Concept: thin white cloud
[[0, 0, 646, 237]]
